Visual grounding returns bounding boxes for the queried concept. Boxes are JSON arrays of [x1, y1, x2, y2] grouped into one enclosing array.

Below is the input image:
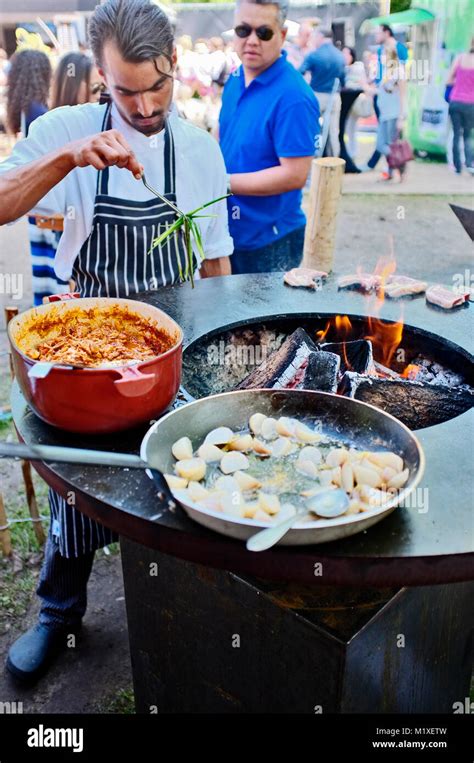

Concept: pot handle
[[114, 365, 157, 397], [43, 292, 81, 303]]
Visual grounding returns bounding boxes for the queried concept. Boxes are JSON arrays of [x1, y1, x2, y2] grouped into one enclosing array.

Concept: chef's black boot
[[5, 622, 81, 685]]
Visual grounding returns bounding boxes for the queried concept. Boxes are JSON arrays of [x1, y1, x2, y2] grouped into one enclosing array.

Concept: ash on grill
[[236, 328, 474, 429]]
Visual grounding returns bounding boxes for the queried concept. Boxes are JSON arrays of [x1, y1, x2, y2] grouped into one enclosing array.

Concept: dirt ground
[[0, 182, 472, 713]]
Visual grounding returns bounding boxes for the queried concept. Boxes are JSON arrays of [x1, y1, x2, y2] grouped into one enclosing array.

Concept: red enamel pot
[[7, 297, 183, 434]]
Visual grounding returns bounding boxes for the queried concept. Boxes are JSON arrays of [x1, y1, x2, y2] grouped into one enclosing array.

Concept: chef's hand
[[69, 129, 144, 179]]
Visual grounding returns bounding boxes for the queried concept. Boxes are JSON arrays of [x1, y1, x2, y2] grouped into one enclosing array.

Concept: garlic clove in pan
[[214, 475, 240, 494], [164, 474, 188, 490], [294, 422, 321, 443], [275, 416, 297, 437], [175, 457, 206, 482], [258, 492, 281, 515], [197, 442, 224, 462], [271, 437, 297, 458], [171, 436, 193, 461], [325, 448, 349, 467], [299, 446, 322, 464], [353, 464, 382, 489], [234, 470, 262, 491], [260, 417, 279, 441], [228, 434, 254, 452], [249, 412, 266, 435], [220, 451, 250, 474], [252, 438, 272, 457], [204, 427, 234, 446], [296, 459, 319, 479], [186, 481, 210, 502], [366, 451, 403, 473]]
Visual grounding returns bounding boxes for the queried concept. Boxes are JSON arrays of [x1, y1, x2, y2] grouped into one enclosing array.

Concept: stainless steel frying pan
[[0, 390, 425, 545]]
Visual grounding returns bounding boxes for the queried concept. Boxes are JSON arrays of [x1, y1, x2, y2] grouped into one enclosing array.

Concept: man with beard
[[0, 0, 232, 683]]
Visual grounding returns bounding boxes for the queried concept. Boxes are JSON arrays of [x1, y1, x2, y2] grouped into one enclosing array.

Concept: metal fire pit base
[[120, 538, 474, 714]]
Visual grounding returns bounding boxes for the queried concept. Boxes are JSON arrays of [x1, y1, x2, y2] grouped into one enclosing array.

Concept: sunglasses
[[90, 82, 106, 95], [234, 23, 275, 42]]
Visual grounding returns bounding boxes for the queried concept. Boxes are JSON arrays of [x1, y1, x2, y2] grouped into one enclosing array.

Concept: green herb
[[143, 174, 230, 288]]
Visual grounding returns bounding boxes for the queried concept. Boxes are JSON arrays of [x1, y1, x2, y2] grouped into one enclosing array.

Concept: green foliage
[[94, 686, 136, 714], [149, 194, 230, 287], [390, 0, 412, 13]]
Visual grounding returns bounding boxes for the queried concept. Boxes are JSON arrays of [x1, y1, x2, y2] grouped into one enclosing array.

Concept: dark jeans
[[449, 100, 474, 172], [37, 532, 95, 629], [367, 95, 382, 169], [231, 226, 305, 274]]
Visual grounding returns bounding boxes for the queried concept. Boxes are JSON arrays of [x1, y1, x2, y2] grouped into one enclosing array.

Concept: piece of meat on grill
[[426, 284, 470, 309], [283, 267, 328, 289], [384, 275, 428, 298], [337, 273, 382, 292]]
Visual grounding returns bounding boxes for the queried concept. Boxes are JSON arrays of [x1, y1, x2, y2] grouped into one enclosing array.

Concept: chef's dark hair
[[88, 0, 174, 70]]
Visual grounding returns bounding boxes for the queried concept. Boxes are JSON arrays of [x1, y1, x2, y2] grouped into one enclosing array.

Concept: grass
[[0, 348, 51, 630], [0, 564, 37, 629], [92, 685, 135, 714]]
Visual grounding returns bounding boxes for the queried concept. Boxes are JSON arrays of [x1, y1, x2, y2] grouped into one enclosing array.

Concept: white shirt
[[0, 101, 233, 280]]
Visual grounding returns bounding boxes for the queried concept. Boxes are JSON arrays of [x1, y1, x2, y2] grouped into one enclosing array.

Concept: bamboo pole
[[302, 157, 345, 274], [0, 492, 12, 557], [3, 306, 45, 546]]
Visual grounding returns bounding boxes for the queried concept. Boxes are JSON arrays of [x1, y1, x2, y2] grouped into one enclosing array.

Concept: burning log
[[303, 351, 340, 393], [344, 373, 474, 429], [237, 328, 319, 390], [321, 340, 375, 375]]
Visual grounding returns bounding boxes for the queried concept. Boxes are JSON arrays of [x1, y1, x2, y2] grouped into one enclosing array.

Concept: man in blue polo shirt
[[219, 0, 319, 274]]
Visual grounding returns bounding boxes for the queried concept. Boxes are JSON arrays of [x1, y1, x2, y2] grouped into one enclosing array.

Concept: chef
[[1, 0, 233, 683]]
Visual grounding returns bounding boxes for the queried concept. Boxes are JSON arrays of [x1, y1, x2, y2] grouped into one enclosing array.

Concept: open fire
[[182, 262, 473, 430], [233, 313, 473, 430]]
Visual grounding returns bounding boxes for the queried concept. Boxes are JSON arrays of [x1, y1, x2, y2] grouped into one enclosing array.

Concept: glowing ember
[[400, 364, 420, 380]]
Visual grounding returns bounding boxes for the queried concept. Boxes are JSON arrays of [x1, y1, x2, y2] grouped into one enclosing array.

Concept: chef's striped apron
[[49, 100, 193, 557]]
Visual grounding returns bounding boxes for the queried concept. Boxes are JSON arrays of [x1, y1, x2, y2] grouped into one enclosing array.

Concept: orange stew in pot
[[16, 305, 177, 367]]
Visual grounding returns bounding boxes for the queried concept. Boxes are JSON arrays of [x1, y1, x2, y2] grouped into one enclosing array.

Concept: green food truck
[[362, 1, 473, 158]]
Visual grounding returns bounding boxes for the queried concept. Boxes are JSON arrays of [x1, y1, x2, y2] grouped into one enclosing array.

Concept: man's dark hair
[[235, 0, 289, 27], [381, 24, 394, 37], [318, 27, 334, 40], [88, 0, 174, 69]]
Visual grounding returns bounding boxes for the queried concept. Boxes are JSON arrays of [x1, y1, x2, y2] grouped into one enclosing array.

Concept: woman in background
[[375, 39, 407, 182], [51, 52, 103, 108], [6, 49, 69, 305], [6, 49, 51, 136], [446, 39, 474, 175]]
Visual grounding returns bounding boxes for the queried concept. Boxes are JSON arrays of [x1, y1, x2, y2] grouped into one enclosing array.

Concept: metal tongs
[[141, 173, 182, 216]]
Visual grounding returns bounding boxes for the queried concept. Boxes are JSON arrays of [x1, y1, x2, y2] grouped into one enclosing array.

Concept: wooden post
[[3, 307, 45, 546], [302, 157, 345, 274], [0, 493, 12, 557], [4, 306, 18, 378], [21, 461, 45, 545]]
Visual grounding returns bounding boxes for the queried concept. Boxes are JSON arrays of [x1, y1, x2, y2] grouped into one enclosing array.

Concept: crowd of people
[[0, 0, 472, 688], [1, 15, 473, 186]]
